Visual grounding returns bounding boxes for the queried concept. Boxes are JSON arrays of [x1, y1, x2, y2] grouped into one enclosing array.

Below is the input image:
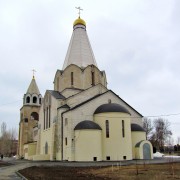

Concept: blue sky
[[0, 0, 180, 143]]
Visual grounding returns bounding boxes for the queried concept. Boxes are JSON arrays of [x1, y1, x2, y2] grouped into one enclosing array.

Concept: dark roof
[[94, 103, 131, 115], [74, 120, 102, 130], [131, 124, 145, 132], [135, 140, 144, 147], [47, 90, 65, 99], [58, 104, 70, 109]]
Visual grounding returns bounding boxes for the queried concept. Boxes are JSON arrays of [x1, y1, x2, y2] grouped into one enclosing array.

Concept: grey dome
[[94, 103, 130, 115], [131, 124, 145, 132], [74, 120, 102, 130]]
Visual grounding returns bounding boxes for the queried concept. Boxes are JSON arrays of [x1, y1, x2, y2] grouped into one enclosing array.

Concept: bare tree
[[143, 117, 153, 140], [151, 118, 172, 151], [0, 122, 17, 156], [177, 136, 180, 145], [1, 122, 7, 135]]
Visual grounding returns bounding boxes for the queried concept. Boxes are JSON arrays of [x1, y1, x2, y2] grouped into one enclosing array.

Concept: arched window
[[31, 112, 39, 120], [26, 96, 30, 103], [45, 142, 48, 154], [33, 96, 37, 103]]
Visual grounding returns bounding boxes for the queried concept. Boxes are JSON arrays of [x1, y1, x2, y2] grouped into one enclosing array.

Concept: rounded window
[[26, 96, 30, 103], [31, 112, 39, 120]]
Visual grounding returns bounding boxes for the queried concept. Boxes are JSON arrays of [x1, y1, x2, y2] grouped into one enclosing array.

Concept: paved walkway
[[0, 157, 180, 180]]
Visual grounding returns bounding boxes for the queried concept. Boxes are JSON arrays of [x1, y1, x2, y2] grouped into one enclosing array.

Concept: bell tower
[[18, 74, 42, 158]]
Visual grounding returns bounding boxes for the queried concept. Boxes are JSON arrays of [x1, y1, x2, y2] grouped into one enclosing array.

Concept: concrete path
[[0, 156, 180, 180]]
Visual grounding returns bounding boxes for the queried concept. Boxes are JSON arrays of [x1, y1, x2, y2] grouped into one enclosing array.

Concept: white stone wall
[[95, 112, 132, 161], [66, 84, 108, 108], [74, 130, 102, 161]]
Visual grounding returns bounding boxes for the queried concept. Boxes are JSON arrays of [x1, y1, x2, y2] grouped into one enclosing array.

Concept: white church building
[[18, 15, 153, 161]]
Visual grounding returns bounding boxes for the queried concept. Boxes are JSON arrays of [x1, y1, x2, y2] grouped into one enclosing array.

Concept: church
[[18, 15, 153, 161]]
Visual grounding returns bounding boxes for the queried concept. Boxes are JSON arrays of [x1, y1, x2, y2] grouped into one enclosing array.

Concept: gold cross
[[76, 6, 83, 17], [32, 69, 36, 79]]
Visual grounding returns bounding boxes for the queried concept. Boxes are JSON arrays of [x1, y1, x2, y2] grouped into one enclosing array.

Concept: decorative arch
[[31, 112, 39, 120], [135, 140, 153, 159]]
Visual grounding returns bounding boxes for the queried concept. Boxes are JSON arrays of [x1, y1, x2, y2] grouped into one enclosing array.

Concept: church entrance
[[143, 143, 151, 159]]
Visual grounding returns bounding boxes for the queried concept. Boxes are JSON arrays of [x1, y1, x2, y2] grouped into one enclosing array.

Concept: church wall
[[37, 93, 61, 160], [54, 65, 107, 93], [57, 65, 83, 92], [35, 105, 43, 155], [62, 112, 74, 161], [66, 84, 108, 108], [74, 130, 102, 161], [131, 131, 146, 159], [54, 70, 61, 91], [83, 66, 106, 89], [56, 107, 70, 161], [94, 112, 132, 161]]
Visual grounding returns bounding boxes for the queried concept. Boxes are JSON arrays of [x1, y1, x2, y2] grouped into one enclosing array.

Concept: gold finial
[[32, 69, 36, 79], [76, 6, 83, 18]]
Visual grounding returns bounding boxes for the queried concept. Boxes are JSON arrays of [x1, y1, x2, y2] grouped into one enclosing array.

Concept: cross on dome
[[75, 6, 83, 17], [32, 69, 36, 79]]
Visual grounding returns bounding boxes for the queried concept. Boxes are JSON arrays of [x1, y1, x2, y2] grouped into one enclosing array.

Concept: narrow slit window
[[43, 109, 45, 130], [65, 137, 67, 145], [49, 105, 51, 128], [122, 120, 125, 137], [106, 120, 109, 138], [91, 71, 95, 86], [46, 107, 48, 129], [71, 72, 74, 86]]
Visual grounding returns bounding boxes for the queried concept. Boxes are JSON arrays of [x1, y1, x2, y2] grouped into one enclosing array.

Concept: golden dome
[[73, 17, 86, 27]]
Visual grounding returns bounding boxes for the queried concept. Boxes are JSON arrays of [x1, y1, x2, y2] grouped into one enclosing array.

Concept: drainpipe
[[61, 113, 63, 161]]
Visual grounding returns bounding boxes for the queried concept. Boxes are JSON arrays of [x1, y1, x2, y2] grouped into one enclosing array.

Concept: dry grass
[[19, 162, 180, 180], [91, 163, 180, 180]]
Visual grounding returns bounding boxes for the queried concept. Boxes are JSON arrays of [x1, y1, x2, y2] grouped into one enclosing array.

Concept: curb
[[16, 171, 28, 180]]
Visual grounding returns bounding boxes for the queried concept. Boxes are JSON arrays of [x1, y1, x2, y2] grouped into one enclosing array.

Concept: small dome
[[74, 120, 102, 130], [131, 123, 145, 132], [94, 103, 131, 115], [73, 17, 86, 27]]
